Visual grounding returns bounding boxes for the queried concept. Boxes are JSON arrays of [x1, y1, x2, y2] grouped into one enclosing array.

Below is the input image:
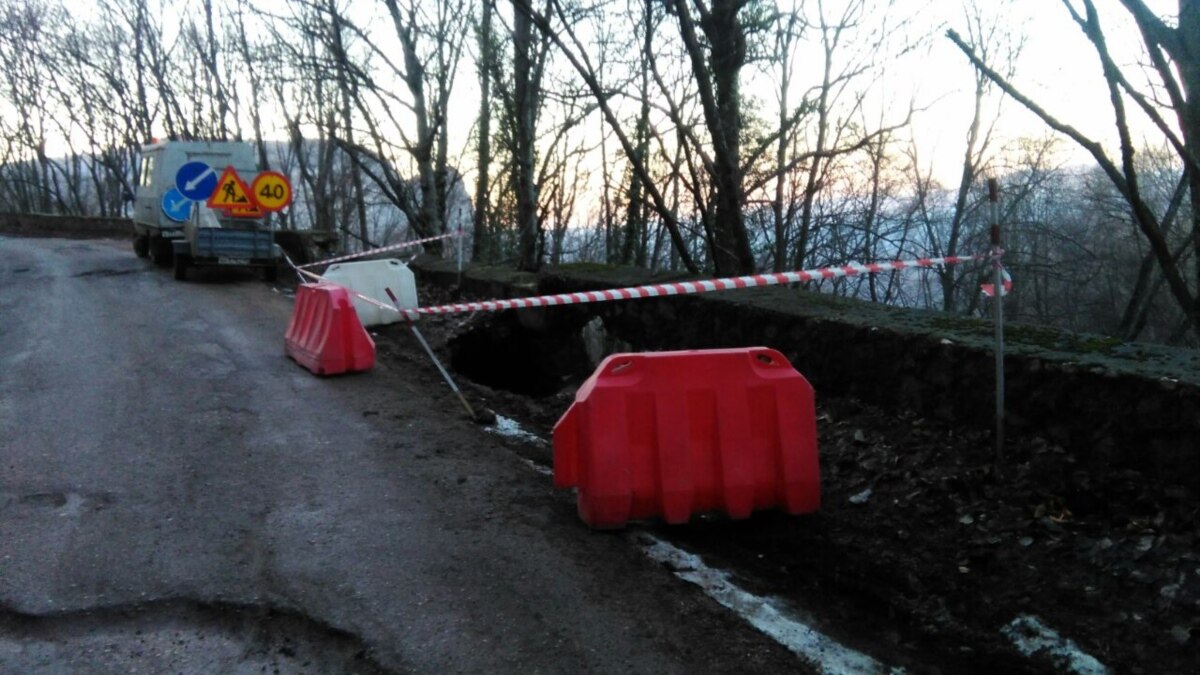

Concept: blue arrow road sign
[[161, 187, 193, 223], [175, 161, 218, 201]]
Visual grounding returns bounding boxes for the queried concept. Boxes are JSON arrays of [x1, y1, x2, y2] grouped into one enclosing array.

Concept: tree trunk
[[202, 0, 229, 139], [513, 0, 540, 271], [794, 19, 833, 271], [472, 0, 494, 262], [620, 0, 653, 267], [942, 73, 987, 312], [771, 17, 795, 273], [674, 0, 754, 274], [385, 0, 444, 247]]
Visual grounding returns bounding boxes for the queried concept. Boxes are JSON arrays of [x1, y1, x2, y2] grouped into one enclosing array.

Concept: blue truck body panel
[[194, 228, 275, 262]]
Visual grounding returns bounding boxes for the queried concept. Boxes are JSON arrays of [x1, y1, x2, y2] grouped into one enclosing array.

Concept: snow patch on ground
[[641, 536, 903, 675], [486, 415, 547, 446], [1002, 615, 1108, 675]]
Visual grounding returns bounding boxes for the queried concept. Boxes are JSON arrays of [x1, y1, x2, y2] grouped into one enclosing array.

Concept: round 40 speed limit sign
[[251, 171, 293, 212]]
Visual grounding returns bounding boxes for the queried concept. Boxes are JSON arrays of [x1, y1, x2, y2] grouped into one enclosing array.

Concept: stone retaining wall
[[0, 213, 133, 239]]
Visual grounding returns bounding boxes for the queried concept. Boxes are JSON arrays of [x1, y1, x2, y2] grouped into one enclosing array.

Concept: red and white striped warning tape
[[402, 255, 986, 321], [298, 230, 463, 269], [289, 254, 989, 321]]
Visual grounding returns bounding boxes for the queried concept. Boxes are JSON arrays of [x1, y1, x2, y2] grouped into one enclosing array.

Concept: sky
[[27, 0, 1179, 200], [898, 0, 1170, 183]]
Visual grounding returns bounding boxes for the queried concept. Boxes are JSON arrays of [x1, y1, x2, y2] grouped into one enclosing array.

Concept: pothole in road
[[0, 600, 393, 674], [72, 268, 143, 278], [11, 491, 114, 516], [17, 492, 67, 508], [448, 313, 591, 397]]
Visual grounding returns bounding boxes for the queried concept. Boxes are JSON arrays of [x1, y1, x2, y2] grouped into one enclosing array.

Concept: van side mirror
[[122, 190, 135, 203]]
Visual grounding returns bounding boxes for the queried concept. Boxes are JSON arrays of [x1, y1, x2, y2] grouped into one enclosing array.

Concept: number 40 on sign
[[251, 171, 292, 212]]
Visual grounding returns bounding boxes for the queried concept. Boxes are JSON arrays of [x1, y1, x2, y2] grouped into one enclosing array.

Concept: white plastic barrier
[[323, 258, 419, 327]]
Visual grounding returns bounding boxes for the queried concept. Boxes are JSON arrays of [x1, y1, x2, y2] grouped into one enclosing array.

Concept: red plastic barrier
[[285, 282, 376, 376], [553, 348, 820, 529]]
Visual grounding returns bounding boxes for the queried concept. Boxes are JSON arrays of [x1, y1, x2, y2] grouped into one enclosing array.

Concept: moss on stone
[[550, 262, 623, 273]]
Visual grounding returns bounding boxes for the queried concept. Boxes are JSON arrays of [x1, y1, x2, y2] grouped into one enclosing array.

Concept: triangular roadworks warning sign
[[207, 167, 257, 211]]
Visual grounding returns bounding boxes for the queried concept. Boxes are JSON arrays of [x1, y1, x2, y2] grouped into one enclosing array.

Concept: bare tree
[[663, 0, 757, 274], [764, 2, 803, 272], [265, 1, 344, 237], [510, 0, 541, 269], [200, 0, 230, 139], [326, 0, 369, 247], [514, 0, 701, 273], [908, 0, 1019, 311], [780, 0, 914, 271], [471, 0, 495, 262], [232, 0, 271, 172], [949, 0, 1200, 341], [619, 0, 654, 267], [0, 0, 57, 212]]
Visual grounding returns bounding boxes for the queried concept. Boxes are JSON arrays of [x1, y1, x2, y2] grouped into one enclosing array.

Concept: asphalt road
[[0, 237, 803, 673]]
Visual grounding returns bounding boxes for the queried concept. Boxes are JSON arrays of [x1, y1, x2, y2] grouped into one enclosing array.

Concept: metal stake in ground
[[989, 177, 1006, 458], [281, 250, 307, 286], [385, 287, 480, 423]]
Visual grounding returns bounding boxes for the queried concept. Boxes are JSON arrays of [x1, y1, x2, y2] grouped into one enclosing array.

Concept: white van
[[132, 140, 259, 265]]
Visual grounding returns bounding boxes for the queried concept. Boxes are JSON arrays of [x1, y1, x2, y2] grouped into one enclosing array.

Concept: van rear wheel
[[150, 236, 173, 267], [173, 254, 191, 281], [133, 235, 149, 258]]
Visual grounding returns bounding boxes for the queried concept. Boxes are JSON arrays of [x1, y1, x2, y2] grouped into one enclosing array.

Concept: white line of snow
[[519, 456, 553, 477], [1002, 615, 1108, 675], [641, 536, 903, 675]]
